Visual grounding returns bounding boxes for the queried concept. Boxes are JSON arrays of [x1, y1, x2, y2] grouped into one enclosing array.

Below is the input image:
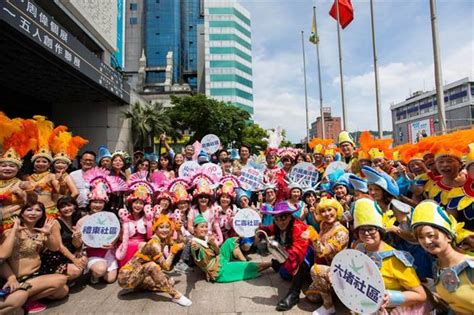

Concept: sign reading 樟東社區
[[81, 212, 121, 248], [330, 249, 385, 314], [233, 208, 261, 237]]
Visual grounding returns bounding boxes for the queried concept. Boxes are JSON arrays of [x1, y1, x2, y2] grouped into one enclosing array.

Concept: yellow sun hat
[[353, 197, 384, 230]]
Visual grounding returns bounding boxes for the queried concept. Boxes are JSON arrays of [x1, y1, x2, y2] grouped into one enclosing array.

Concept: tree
[[240, 123, 268, 153], [123, 102, 171, 150], [167, 94, 250, 145]]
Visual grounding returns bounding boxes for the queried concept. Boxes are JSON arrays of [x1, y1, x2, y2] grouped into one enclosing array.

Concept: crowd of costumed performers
[[0, 111, 473, 315]]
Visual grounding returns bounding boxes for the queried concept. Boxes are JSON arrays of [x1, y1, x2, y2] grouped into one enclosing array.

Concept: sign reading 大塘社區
[[330, 249, 385, 314]]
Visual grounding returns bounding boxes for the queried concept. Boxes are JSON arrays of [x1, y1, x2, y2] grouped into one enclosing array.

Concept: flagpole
[[301, 30, 310, 150], [313, 6, 326, 139], [429, 0, 447, 134], [370, 0, 383, 138], [335, 0, 347, 130]]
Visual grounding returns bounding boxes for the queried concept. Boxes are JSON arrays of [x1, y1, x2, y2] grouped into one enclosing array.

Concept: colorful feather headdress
[[83, 167, 128, 202], [308, 138, 333, 155], [167, 178, 192, 203], [49, 125, 88, 164], [0, 113, 37, 167], [357, 131, 393, 161], [430, 129, 473, 160], [31, 115, 54, 162], [126, 171, 157, 204]]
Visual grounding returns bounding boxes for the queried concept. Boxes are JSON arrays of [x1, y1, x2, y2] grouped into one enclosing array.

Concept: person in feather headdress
[[49, 126, 88, 203], [308, 138, 333, 174], [427, 129, 474, 231], [0, 113, 36, 231], [26, 116, 61, 218], [115, 171, 156, 268], [76, 167, 127, 284]]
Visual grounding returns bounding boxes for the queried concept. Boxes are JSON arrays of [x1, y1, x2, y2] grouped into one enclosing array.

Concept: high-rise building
[[125, 0, 203, 94], [204, 0, 254, 116]]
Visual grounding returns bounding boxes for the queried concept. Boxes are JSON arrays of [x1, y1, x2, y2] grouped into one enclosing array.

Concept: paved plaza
[[41, 255, 351, 315]]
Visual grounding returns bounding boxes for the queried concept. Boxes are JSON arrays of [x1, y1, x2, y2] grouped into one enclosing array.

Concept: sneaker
[[312, 305, 336, 315], [25, 301, 47, 313], [172, 295, 192, 307], [174, 261, 193, 273]]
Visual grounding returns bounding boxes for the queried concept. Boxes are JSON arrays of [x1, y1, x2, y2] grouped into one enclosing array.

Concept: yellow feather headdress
[[31, 115, 54, 162], [49, 126, 88, 164]]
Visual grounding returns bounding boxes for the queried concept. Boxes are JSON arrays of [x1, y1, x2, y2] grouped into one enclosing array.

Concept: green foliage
[[240, 123, 268, 153], [123, 102, 171, 150], [167, 94, 250, 145]]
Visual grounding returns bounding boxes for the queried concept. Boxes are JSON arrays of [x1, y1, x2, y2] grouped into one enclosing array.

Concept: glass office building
[[204, 1, 254, 115], [144, 0, 203, 90]]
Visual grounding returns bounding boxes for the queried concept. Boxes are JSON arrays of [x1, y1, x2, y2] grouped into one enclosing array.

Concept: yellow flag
[[309, 10, 319, 44]]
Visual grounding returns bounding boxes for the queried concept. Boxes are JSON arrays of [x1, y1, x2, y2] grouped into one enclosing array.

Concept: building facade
[[391, 77, 474, 145], [125, 0, 203, 92], [204, 0, 254, 116], [309, 108, 342, 142], [0, 0, 132, 153]]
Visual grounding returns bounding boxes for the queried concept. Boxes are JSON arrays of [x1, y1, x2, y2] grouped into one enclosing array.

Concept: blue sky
[[239, 0, 473, 142]]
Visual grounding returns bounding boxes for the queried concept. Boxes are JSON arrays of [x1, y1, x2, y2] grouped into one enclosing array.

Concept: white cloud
[[343, 40, 473, 132]]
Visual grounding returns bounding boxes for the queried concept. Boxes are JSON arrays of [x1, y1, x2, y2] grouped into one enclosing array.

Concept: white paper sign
[[201, 134, 221, 154], [201, 162, 223, 178], [330, 249, 385, 314], [81, 212, 121, 248], [289, 162, 319, 186], [178, 161, 201, 178], [233, 208, 261, 237], [239, 166, 264, 191]]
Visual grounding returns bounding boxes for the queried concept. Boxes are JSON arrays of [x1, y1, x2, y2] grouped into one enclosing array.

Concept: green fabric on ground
[[216, 237, 260, 283]]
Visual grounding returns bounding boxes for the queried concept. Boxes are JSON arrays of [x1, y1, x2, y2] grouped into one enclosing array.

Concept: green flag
[[309, 10, 319, 44]]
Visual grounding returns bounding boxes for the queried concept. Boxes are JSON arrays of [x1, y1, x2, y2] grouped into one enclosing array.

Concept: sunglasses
[[274, 214, 290, 222], [358, 227, 378, 235]]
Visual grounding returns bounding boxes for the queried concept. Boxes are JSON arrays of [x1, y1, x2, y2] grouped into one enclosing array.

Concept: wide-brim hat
[[348, 174, 368, 193], [389, 199, 412, 214], [260, 201, 297, 215], [362, 166, 399, 197]]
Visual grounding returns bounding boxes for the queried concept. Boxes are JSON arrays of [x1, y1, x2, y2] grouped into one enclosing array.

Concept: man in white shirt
[[70, 151, 96, 213]]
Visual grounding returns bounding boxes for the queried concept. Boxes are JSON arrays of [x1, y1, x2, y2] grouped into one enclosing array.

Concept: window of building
[[130, 3, 138, 11], [130, 17, 138, 25]]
